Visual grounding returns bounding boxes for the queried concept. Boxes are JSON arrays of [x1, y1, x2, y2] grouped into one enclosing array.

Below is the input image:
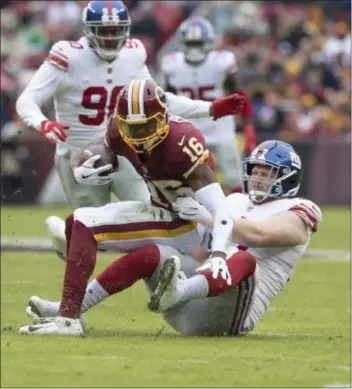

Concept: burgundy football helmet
[[116, 79, 169, 153]]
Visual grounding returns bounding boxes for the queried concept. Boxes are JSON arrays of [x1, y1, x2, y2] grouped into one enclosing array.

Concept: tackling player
[[15, 1, 245, 257], [161, 17, 256, 194], [21, 141, 322, 337]]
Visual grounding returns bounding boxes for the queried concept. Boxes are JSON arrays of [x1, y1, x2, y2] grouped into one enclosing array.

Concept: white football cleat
[[19, 316, 84, 336], [45, 215, 67, 260], [26, 295, 60, 321], [148, 255, 183, 313], [26, 295, 86, 329]]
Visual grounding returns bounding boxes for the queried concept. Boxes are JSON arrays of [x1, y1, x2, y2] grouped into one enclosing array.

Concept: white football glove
[[173, 197, 213, 228], [196, 256, 232, 285], [73, 155, 113, 186]]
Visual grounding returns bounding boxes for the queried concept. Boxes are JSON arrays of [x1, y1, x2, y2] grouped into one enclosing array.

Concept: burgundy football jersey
[[105, 115, 213, 210]]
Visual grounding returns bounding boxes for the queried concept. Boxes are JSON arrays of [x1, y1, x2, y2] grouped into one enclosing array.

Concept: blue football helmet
[[243, 140, 303, 203], [178, 17, 215, 64], [82, 0, 131, 61]]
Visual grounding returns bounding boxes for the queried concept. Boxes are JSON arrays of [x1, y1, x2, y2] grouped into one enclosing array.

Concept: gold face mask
[[117, 112, 169, 153]]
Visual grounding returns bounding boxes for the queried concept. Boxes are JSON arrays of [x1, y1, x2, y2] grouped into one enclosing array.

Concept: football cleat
[[26, 295, 60, 321], [26, 295, 86, 329], [45, 216, 67, 261], [19, 316, 84, 337], [148, 255, 182, 313]]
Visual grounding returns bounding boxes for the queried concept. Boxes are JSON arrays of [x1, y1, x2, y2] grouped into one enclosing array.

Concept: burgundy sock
[[202, 251, 256, 297], [59, 220, 97, 318], [65, 213, 74, 257], [96, 244, 160, 295]]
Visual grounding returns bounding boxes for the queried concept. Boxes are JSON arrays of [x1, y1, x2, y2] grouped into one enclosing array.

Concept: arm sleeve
[[166, 92, 211, 119], [15, 61, 65, 130]]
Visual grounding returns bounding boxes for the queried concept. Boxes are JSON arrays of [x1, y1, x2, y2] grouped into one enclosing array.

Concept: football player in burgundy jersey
[[18, 79, 234, 336]]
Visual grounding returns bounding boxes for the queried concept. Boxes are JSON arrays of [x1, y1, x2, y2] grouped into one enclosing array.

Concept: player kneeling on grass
[[21, 141, 322, 337]]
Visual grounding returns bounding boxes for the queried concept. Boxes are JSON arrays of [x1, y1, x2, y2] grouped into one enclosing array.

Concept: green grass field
[[1, 206, 351, 387]]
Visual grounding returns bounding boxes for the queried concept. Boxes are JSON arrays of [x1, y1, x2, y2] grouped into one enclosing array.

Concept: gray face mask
[[184, 41, 213, 64], [84, 24, 130, 62]]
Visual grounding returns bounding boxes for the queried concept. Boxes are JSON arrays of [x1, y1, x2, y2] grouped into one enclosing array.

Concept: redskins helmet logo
[[155, 86, 167, 109]]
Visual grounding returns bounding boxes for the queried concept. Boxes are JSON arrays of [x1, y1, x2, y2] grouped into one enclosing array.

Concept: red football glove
[[40, 120, 69, 144], [211, 94, 246, 120], [243, 124, 257, 155]]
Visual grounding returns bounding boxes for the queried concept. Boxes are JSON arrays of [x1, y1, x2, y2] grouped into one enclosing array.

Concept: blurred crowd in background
[[210, 1, 351, 141], [0, 1, 351, 203]]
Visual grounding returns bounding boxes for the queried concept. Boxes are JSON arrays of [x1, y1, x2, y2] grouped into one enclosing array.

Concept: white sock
[[178, 275, 209, 302], [82, 279, 110, 313]]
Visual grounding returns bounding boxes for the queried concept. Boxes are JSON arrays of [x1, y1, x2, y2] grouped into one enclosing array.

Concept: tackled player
[[21, 141, 322, 337]]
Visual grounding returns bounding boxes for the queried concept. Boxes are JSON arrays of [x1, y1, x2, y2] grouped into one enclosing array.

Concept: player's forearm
[[210, 200, 234, 257], [232, 213, 308, 247], [166, 92, 212, 119], [16, 92, 48, 130], [231, 218, 266, 247]]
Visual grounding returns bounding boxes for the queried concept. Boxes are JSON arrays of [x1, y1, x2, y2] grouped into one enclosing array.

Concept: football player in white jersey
[[161, 17, 257, 194], [16, 1, 245, 258], [21, 141, 322, 337]]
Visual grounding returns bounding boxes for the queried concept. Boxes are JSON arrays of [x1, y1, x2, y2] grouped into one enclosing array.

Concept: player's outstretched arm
[[232, 211, 309, 248], [166, 92, 245, 121]]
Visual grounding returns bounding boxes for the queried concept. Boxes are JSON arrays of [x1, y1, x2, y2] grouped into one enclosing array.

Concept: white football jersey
[[16, 38, 212, 155], [17, 37, 150, 154], [161, 50, 238, 146], [225, 193, 323, 325]]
